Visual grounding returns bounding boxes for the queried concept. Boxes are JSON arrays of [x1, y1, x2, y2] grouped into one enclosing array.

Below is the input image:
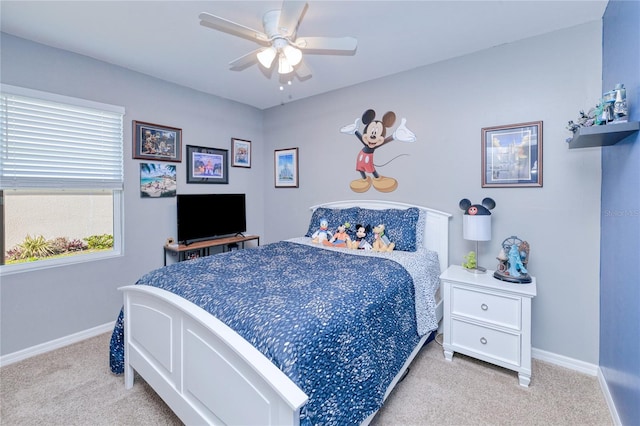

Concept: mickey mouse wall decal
[[340, 109, 416, 193]]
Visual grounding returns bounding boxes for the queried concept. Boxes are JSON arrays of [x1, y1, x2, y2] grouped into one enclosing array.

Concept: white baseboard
[[597, 368, 622, 426], [532, 347, 599, 376], [0, 321, 114, 367]]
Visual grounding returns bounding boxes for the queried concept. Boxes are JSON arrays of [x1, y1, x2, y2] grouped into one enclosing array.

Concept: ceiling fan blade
[[295, 60, 312, 80], [229, 48, 261, 71], [295, 36, 358, 54], [278, 1, 308, 39], [199, 12, 269, 44]]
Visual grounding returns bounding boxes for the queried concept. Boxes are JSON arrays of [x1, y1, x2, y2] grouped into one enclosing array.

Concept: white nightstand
[[440, 265, 537, 386]]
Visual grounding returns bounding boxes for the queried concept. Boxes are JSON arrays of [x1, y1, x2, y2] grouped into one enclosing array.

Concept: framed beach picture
[[140, 163, 177, 198], [132, 120, 182, 162], [231, 138, 251, 168], [186, 145, 229, 184], [481, 121, 543, 188], [274, 147, 299, 188]]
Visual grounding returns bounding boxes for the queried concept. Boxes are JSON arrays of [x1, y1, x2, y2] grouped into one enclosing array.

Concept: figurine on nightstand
[[462, 251, 478, 270], [494, 236, 532, 283]]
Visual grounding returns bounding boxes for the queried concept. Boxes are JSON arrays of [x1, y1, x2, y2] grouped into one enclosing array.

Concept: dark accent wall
[[600, 1, 640, 424]]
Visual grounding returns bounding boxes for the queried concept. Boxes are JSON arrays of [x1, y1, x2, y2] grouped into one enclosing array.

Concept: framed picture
[[132, 120, 182, 162], [274, 147, 299, 188], [231, 138, 251, 168], [186, 145, 229, 184], [140, 163, 176, 198], [481, 121, 543, 188]]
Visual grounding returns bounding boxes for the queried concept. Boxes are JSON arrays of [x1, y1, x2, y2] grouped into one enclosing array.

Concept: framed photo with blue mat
[[481, 121, 542, 188], [186, 145, 228, 184]]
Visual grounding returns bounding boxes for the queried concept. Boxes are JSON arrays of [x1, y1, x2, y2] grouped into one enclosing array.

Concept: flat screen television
[[177, 193, 246, 244]]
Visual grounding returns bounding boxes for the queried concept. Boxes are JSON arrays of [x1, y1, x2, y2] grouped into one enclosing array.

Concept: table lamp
[[459, 198, 496, 273]]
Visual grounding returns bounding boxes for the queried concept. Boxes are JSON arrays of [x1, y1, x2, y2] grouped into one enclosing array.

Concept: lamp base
[[464, 266, 487, 274]]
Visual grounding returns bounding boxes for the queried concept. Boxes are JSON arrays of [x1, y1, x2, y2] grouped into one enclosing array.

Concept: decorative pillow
[[305, 207, 361, 238], [357, 207, 420, 252], [415, 210, 427, 250]]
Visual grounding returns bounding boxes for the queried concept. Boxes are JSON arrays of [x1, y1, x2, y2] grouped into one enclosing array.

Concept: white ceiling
[[1, 1, 608, 110]]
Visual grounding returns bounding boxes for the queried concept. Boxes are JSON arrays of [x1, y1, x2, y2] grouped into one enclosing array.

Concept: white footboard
[[121, 285, 308, 426]]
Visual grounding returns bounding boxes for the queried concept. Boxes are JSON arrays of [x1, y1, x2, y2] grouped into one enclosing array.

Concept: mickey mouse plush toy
[[349, 224, 372, 250], [340, 109, 415, 193]]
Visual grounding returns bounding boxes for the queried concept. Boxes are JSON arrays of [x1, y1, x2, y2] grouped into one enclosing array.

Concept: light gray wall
[[0, 34, 265, 355], [263, 22, 603, 363]]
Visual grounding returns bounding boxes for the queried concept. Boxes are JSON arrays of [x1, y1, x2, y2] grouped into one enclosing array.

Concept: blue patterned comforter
[[110, 240, 440, 425]]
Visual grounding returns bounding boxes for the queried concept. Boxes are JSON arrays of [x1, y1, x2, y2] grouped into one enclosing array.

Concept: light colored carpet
[[372, 337, 612, 426], [0, 332, 612, 425]]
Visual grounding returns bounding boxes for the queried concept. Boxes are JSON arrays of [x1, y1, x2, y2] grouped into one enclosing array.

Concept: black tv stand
[[164, 234, 260, 265]]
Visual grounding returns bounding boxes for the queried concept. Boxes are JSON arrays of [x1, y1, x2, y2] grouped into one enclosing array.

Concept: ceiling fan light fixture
[[282, 44, 302, 66], [257, 47, 277, 68], [278, 55, 294, 74], [199, 3, 356, 81]]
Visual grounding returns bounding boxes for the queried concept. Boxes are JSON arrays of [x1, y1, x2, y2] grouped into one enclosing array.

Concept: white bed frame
[[120, 200, 451, 425]]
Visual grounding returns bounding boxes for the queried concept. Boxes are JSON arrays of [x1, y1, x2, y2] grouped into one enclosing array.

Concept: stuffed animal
[[349, 224, 372, 250], [311, 218, 333, 244], [372, 224, 395, 252], [324, 222, 352, 248]]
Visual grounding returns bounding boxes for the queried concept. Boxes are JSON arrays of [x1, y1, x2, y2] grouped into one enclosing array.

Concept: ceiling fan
[[199, 1, 357, 80]]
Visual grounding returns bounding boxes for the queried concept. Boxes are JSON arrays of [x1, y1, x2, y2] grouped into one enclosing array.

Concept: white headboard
[[309, 200, 452, 272]]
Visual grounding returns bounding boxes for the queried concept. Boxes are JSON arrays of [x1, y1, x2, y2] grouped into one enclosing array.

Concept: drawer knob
[[480, 337, 487, 345], [481, 303, 489, 311]]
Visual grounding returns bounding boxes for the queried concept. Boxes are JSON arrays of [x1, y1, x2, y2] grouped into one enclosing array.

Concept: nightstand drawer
[[451, 319, 521, 366], [451, 286, 521, 329]]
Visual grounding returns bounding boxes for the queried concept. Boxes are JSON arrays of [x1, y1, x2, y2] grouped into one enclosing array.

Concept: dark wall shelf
[[567, 121, 639, 149]]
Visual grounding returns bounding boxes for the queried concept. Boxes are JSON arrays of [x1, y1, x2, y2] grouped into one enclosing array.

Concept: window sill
[[0, 250, 123, 276]]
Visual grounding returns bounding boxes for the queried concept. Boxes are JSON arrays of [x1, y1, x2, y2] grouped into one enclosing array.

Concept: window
[[0, 84, 124, 274]]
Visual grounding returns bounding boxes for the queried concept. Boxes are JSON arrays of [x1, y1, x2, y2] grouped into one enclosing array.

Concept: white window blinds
[[0, 85, 124, 190]]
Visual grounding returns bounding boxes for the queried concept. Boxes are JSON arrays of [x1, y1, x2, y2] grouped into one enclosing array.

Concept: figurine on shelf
[[566, 109, 596, 134], [494, 236, 532, 284], [613, 83, 628, 123], [599, 91, 616, 125], [567, 83, 630, 139]]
